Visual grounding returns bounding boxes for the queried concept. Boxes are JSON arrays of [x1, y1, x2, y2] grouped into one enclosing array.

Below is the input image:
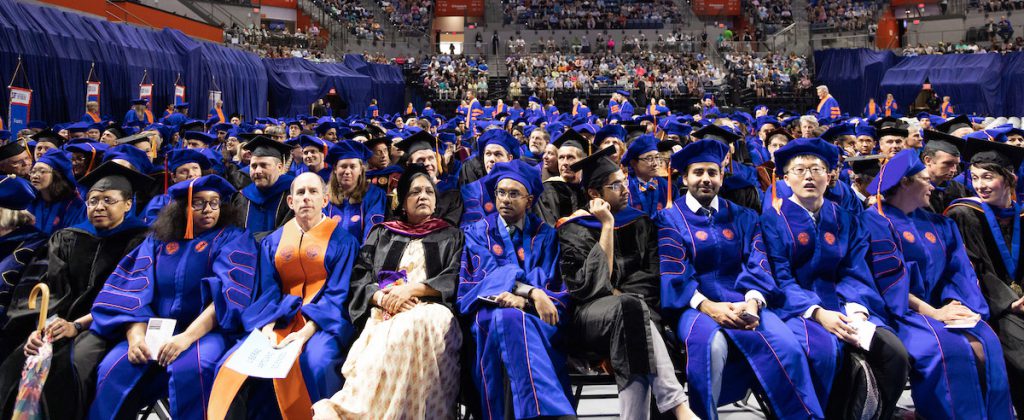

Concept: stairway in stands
[[786, 0, 813, 55]]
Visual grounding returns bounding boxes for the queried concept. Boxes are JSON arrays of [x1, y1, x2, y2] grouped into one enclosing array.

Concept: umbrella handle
[[28, 283, 50, 333]]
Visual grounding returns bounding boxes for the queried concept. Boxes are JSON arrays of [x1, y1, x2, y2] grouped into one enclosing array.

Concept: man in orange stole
[[209, 173, 360, 419]]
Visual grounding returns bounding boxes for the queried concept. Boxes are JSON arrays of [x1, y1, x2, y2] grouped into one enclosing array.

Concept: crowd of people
[[223, 23, 336, 61], [901, 39, 1024, 55], [310, 0, 386, 41], [500, 0, 683, 30], [419, 54, 491, 100], [744, 0, 794, 35], [376, 0, 433, 34], [1, 81, 1024, 420], [723, 51, 813, 97], [505, 30, 706, 55], [807, 0, 882, 32]]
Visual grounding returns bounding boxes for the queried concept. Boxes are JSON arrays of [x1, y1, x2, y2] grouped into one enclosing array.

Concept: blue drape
[[343, 54, 406, 115], [814, 49, 899, 115], [262, 58, 372, 118], [879, 53, 1004, 116]]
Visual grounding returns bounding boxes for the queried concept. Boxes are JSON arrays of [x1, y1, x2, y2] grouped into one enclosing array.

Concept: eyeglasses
[[86, 197, 124, 208], [191, 199, 222, 211], [604, 181, 628, 192], [29, 168, 52, 176], [495, 189, 527, 200], [787, 166, 828, 177]]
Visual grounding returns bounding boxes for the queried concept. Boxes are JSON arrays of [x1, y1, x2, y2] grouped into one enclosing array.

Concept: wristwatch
[[72, 321, 84, 333]]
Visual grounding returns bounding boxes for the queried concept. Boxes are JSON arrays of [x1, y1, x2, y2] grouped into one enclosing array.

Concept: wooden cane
[[28, 283, 50, 333]]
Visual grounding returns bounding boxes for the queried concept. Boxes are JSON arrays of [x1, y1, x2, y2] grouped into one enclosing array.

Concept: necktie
[[698, 207, 715, 218]]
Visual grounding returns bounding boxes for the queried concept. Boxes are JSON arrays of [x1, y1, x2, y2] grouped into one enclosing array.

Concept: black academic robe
[[234, 184, 294, 239], [557, 208, 660, 388], [435, 188, 464, 227], [347, 223, 465, 327], [535, 179, 588, 226], [458, 155, 485, 186], [0, 220, 148, 420], [945, 200, 1024, 413], [929, 180, 968, 214]]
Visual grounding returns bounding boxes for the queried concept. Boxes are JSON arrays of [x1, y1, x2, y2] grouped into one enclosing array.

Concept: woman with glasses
[[623, 135, 669, 217], [28, 149, 86, 235], [324, 141, 385, 243], [945, 139, 1024, 415], [313, 165, 464, 419], [86, 175, 256, 420], [860, 149, 1012, 419]]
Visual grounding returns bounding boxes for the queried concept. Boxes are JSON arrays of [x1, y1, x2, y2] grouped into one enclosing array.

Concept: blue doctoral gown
[[88, 226, 257, 420], [861, 205, 1012, 419], [751, 198, 887, 403], [458, 212, 574, 419], [626, 175, 668, 217], [28, 196, 86, 235], [618, 100, 634, 121], [461, 177, 496, 226], [657, 198, 823, 420], [322, 184, 386, 243], [163, 112, 188, 127], [238, 174, 294, 234], [763, 179, 865, 215]]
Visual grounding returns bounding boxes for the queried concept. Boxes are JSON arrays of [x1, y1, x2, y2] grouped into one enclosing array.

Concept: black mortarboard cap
[[396, 131, 438, 156], [242, 136, 295, 160], [78, 161, 153, 195], [934, 115, 971, 135], [30, 129, 66, 147], [845, 154, 884, 177], [0, 142, 27, 161], [691, 124, 741, 144], [964, 138, 1024, 170], [552, 129, 592, 156], [922, 129, 966, 157], [569, 146, 618, 189]]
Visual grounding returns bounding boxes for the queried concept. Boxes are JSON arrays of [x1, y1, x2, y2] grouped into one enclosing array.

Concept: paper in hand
[[848, 319, 876, 351], [145, 318, 177, 360], [224, 329, 304, 379]]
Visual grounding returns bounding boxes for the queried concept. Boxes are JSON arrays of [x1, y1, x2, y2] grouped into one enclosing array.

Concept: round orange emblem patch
[[695, 231, 709, 241], [194, 241, 208, 252], [925, 232, 937, 244], [350, 215, 361, 223], [797, 232, 811, 245], [492, 244, 504, 256], [484, 202, 494, 212], [903, 231, 916, 243], [165, 242, 180, 255], [305, 245, 321, 259], [280, 246, 296, 261], [824, 232, 836, 245], [332, 215, 341, 221], [722, 229, 735, 240]]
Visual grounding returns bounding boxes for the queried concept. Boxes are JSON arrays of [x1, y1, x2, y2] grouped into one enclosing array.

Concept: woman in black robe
[[0, 162, 152, 420], [945, 140, 1024, 415]]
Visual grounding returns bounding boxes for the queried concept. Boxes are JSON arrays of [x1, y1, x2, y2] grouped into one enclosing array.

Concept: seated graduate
[[751, 138, 909, 419], [860, 149, 1012, 418], [535, 129, 591, 226], [944, 139, 1024, 415], [27, 149, 86, 235], [396, 131, 464, 226], [294, 134, 334, 182], [86, 175, 257, 419], [0, 162, 152, 419], [556, 147, 695, 420], [0, 176, 47, 322], [691, 124, 762, 212], [657, 140, 823, 420], [313, 164, 464, 419], [622, 135, 669, 217], [920, 130, 969, 213], [461, 129, 520, 225], [209, 172, 360, 420], [323, 140, 386, 244], [457, 160, 575, 419], [235, 136, 296, 236], [142, 149, 212, 224]]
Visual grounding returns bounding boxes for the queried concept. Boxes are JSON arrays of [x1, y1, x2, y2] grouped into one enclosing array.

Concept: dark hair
[[394, 165, 435, 221], [44, 169, 77, 203], [151, 195, 240, 242], [973, 162, 1017, 186]]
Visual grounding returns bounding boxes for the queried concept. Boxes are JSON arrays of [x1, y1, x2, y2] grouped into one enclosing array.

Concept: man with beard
[[522, 126, 549, 166], [236, 136, 295, 236], [535, 129, 590, 226], [921, 130, 968, 213], [0, 142, 32, 179], [296, 134, 333, 182]]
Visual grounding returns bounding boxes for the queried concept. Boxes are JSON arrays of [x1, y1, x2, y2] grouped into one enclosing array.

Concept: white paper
[[944, 319, 979, 329], [224, 329, 304, 379], [145, 318, 177, 360], [848, 319, 876, 351]]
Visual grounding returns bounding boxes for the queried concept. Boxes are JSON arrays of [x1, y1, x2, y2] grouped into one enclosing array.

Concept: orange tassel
[[666, 166, 673, 209], [184, 178, 197, 240], [771, 172, 783, 214], [86, 146, 97, 175]]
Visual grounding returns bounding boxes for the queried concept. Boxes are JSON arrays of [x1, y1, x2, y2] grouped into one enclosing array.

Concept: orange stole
[[87, 111, 101, 123], [216, 107, 225, 123], [208, 218, 339, 420]]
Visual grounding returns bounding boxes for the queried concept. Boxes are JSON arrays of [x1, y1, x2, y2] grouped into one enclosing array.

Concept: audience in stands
[[723, 51, 810, 97], [310, 0, 385, 40], [902, 39, 1024, 55], [807, 0, 881, 32], [501, 0, 681, 30], [420, 54, 490, 101], [377, 0, 433, 34], [224, 23, 336, 61], [745, 0, 794, 35]]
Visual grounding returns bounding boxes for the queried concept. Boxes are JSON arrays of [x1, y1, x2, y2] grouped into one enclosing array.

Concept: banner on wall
[[86, 81, 100, 104], [7, 87, 31, 134], [139, 70, 153, 111], [174, 84, 186, 106], [208, 90, 221, 116]]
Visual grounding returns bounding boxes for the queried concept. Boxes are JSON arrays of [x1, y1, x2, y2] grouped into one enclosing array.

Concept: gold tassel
[[184, 179, 197, 240]]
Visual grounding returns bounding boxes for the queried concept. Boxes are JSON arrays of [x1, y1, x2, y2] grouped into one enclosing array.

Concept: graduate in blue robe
[[124, 99, 154, 126], [142, 149, 212, 224], [236, 136, 296, 236], [752, 138, 909, 419], [28, 149, 86, 235], [860, 150, 1012, 419], [461, 130, 521, 225], [691, 124, 762, 212], [458, 162, 575, 419], [622, 135, 669, 217], [657, 140, 824, 420], [210, 172, 360, 420], [292, 134, 334, 182], [816, 92, 841, 121], [87, 176, 257, 420], [0, 177, 47, 322], [322, 140, 386, 243], [162, 103, 189, 127]]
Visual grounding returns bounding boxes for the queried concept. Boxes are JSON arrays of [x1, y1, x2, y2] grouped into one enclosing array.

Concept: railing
[[105, 0, 155, 27]]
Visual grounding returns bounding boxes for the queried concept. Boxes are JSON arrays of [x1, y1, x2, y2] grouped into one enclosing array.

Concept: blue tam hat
[[621, 135, 659, 165], [325, 140, 372, 168], [166, 149, 213, 173], [670, 139, 730, 171], [773, 138, 840, 176], [484, 160, 543, 198], [103, 144, 153, 174], [867, 149, 926, 196], [36, 149, 76, 184], [477, 129, 522, 159], [0, 175, 36, 210]]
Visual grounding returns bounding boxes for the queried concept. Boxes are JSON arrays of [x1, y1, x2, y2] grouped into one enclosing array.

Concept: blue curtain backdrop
[[814, 49, 899, 115], [343, 54, 406, 115], [263, 58, 373, 117], [815, 48, 1024, 116], [0, 0, 404, 126]]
